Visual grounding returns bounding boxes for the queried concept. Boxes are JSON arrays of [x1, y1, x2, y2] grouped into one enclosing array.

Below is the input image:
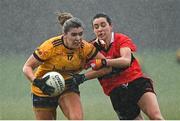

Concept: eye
[[101, 22, 106, 28], [78, 32, 83, 36], [71, 33, 77, 36], [94, 24, 99, 29]]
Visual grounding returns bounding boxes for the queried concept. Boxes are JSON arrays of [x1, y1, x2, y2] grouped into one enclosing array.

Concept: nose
[[75, 36, 81, 42], [76, 35, 81, 40]]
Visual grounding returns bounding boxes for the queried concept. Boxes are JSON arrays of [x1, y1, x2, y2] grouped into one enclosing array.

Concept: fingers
[[65, 82, 73, 89], [67, 73, 74, 76], [43, 85, 55, 96], [43, 75, 50, 81], [48, 87, 55, 94], [86, 59, 104, 70], [84, 63, 90, 69], [65, 78, 75, 89], [94, 59, 103, 70], [85, 60, 95, 69], [85, 60, 93, 69], [65, 79, 73, 85]]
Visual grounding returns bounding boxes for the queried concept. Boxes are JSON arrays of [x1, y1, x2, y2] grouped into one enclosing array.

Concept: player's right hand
[[65, 74, 87, 87], [85, 59, 107, 70], [33, 76, 55, 95]]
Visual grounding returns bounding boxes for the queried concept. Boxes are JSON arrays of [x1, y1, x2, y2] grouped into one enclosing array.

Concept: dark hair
[[92, 13, 112, 25], [62, 17, 84, 34]]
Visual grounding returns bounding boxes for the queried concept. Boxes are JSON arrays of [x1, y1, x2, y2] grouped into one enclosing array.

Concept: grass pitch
[[0, 50, 180, 119]]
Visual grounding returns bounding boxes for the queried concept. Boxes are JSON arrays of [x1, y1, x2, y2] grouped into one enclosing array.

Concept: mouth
[[98, 32, 105, 39], [73, 41, 81, 48], [74, 43, 80, 46], [74, 40, 81, 44]]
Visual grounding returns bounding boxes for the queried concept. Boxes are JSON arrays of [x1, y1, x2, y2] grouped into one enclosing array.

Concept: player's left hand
[[65, 74, 87, 86], [85, 59, 107, 70], [33, 76, 55, 95]]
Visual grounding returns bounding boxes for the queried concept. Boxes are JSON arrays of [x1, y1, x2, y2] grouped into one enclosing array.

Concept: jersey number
[[67, 54, 73, 60]]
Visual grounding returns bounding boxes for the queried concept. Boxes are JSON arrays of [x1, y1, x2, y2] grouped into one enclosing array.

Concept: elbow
[[22, 64, 29, 75], [22, 65, 26, 74], [124, 59, 131, 68], [123, 63, 130, 69], [126, 63, 131, 68]]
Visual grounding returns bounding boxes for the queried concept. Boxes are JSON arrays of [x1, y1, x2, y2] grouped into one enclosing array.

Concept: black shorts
[[109, 77, 155, 120], [32, 85, 80, 110]]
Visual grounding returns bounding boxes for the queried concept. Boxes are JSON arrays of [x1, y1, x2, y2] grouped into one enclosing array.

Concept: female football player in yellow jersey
[[23, 12, 111, 120]]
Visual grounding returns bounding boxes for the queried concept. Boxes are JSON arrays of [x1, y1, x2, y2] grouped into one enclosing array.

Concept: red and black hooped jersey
[[92, 33, 144, 95]]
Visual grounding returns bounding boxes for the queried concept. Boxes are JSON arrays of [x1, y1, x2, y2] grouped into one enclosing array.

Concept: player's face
[[93, 17, 112, 42], [65, 27, 84, 49]]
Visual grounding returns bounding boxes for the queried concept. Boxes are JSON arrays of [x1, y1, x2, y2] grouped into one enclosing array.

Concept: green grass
[[0, 50, 180, 119], [140, 50, 180, 120]]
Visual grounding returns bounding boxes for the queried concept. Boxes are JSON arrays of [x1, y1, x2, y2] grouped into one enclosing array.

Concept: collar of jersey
[[110, 32, 114, 44]]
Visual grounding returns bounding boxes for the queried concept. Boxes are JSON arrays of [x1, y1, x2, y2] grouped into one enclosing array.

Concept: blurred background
[[0, 0, 180, 119]]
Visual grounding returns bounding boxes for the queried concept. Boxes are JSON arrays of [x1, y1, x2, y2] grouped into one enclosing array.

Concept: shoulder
[[114, 33, 134, 44], [114, 33, 132, 41], [81, 40, 98, 58], [40, 35, 63, 50], [33, 35, 64, 61], [114, 33, 137, 51], [45, 35, 63, 47], [81, 40, 95, 48], [80, 40, 97, 54]]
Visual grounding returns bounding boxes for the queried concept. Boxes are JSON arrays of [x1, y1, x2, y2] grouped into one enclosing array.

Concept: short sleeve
[[83, 41, 98, 61], [33, 40, 53, 62], [118, 34, 137, 52]]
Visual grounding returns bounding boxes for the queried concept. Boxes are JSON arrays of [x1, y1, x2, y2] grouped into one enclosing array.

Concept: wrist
[[31, 77, 36, 82], [82, 74, 88, 82], [33, 78, 37, 82], [32, 78, 38, 85]]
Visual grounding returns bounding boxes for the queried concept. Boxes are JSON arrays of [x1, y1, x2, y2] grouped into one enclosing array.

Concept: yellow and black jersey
[[32, 35, 98, 96]]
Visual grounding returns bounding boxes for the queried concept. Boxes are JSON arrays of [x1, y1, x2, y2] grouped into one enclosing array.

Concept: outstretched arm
[[84, 67, 112, 80], [86, 47, 132, 70], [84, 51, 112, 80], [65, 52, 112, 85], [65, 47, 132, 86]]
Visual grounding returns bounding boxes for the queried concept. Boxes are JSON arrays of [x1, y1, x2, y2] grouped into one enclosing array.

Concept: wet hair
[[56, 12, 73, 26], [62, 17, 85, 34], [92, 13, 112, 25]]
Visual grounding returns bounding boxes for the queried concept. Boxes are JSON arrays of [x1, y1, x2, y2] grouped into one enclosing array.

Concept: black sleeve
[[33, 52, 45, 62]]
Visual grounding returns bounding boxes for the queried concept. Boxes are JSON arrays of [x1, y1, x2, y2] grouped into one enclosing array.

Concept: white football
[[43, 71, 65, 96]]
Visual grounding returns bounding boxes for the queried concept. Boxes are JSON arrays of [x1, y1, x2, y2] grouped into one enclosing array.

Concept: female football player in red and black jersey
[[85, 13, 164, 120]]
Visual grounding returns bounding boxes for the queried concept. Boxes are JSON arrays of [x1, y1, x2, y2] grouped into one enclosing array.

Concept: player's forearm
[[84, 67, 112, 80], [106, 57, 131, 68], [23, 54, 42, 83], [22, 65, 36, 83]]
